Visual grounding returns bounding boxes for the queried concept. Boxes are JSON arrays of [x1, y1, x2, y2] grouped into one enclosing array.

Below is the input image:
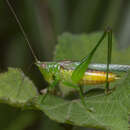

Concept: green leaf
[[0, 68, 38, 107], [34, 71, 130, 130], [1, 32, 130, 129], [54, 32, 130, 65], [47, 32, 130, 129]]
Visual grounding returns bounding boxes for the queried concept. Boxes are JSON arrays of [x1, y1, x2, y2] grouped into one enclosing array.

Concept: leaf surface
[[34, 71, 130, 130], [0, 68, 38, 107], [1, 32, 130, 130]]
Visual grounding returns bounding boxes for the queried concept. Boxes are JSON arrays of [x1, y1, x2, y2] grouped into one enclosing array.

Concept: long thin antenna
[[6, 0, 38, 62]]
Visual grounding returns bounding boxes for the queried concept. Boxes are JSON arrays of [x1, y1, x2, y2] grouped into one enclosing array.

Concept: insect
[[6, 0, 130, 112]]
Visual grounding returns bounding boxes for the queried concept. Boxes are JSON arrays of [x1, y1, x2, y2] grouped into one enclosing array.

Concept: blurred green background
[[0, 0, 130, 130]]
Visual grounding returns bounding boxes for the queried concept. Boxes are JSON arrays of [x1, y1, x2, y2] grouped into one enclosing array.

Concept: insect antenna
[[6, 0, 38, 62]]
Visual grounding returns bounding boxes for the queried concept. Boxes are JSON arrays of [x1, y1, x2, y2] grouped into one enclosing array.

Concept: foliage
[[0, 32, 130, 130]]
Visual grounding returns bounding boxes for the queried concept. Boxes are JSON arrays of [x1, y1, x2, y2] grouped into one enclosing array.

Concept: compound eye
[[41, 63, 46, 68]]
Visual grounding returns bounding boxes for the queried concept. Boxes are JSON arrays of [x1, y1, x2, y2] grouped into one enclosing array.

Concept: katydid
[[6, 0, 130, 111]]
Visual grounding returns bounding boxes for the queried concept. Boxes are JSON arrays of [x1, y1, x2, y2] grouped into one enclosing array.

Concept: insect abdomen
[[60, 67, 119, 85], [79, 70, 118, 85]]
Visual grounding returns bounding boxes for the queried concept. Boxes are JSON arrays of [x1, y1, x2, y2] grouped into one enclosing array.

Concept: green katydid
[[6, 0, 130, 112]]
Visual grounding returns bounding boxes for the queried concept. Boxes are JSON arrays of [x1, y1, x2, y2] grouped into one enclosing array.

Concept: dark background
[[0, 0, 130, 130]]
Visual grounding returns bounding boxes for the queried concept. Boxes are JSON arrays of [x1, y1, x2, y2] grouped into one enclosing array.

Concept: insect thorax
[[36, 61, 61, 83]]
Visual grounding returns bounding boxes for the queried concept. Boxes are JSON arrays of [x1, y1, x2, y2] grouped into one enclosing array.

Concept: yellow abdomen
[[79, 70, 119, 85], [60, 68, 119, 85]]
